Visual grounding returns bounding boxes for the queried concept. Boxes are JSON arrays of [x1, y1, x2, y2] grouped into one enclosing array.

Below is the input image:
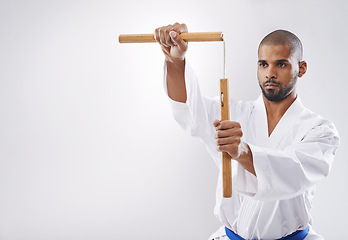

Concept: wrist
[[165, 55, 185, 64], [166, 58, 185, 71], [235, 142, 252, 164], [238, 142, 249, 157], [236, 143, 256, 176]]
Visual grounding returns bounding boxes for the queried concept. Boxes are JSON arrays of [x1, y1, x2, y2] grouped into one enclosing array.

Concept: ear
[[298, 61, 307, 78]]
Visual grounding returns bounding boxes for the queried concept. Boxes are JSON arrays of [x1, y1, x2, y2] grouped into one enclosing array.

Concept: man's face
[[257, 44, 299, 102]]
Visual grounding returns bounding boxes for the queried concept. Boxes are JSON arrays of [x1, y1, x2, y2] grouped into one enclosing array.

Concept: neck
[[263, 91, 297, 136]]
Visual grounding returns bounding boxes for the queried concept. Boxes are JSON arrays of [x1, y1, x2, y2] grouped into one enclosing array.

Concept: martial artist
[[154, 23, 340, 240]]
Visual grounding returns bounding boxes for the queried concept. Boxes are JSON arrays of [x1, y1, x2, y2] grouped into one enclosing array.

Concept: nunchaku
[[118, 32, 232, 198]]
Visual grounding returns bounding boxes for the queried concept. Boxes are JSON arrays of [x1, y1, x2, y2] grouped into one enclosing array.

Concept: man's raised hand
[[154, 23, 188, 62]]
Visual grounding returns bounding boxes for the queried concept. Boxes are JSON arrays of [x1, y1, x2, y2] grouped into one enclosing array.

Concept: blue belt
[[225, 226, 309, 240]]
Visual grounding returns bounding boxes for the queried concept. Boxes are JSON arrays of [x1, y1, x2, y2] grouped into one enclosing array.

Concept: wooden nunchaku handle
[[220, 78, 232, 198], [119, 32, 223, 43]]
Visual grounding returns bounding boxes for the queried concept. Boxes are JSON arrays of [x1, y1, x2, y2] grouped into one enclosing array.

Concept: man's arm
[[166, 60, 186, 103], [214, 120, 256, 176], [155, 23, 188, 103], [215, 119, 340, 200]]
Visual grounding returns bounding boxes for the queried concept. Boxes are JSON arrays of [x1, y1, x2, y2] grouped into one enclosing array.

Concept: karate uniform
[[163, 61, 340, 240]]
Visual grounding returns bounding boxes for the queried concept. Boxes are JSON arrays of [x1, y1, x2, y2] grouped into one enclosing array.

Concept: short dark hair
[[258, 30, 303, 62]]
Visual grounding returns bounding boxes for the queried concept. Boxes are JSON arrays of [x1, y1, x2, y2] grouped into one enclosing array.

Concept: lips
[[265, 83, 279, 89]]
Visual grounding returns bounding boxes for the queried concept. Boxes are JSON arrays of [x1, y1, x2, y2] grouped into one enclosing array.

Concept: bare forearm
[[236, 143, 256, 176], [166, 59, 187, 103]]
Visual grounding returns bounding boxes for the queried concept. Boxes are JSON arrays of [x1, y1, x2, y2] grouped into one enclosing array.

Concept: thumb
[[169, 31, 187, 49]]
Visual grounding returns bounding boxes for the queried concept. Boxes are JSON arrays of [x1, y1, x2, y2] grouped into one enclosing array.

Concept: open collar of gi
[[254, 94, 305, 148]]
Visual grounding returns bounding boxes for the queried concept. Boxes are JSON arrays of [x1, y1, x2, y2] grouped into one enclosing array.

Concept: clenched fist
[[214, 120, 255, 175], [214, 120, 243, 159], [154, 22, 188, 62]]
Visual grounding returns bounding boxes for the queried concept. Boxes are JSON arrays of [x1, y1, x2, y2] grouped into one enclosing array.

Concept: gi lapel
[[253, 95, 270, 147], [267, 96, 305, 148]]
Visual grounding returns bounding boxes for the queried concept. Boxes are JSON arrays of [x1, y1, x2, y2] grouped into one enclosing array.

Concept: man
[[154, 23, 339, 240]]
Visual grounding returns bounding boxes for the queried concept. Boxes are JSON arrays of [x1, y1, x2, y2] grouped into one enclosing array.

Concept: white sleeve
[[163, 60, 219, 140], [236, 120, 340, 201]]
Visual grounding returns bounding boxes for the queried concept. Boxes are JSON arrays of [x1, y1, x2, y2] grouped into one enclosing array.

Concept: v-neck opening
[[267, 115, 283, 138], [254, 95, 304, 146]]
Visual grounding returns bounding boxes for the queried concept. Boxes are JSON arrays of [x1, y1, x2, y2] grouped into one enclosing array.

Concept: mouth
[[264, 83, 279, 89]]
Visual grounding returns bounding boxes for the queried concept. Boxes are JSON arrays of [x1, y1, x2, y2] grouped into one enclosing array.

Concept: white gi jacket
[[164, 61, 340, 240]]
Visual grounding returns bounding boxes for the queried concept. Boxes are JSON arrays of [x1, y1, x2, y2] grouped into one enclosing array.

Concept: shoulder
[[299, 105, 340, 144]]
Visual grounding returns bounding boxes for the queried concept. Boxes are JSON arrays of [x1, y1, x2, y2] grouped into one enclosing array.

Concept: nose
[[266, 65, 277, 79]]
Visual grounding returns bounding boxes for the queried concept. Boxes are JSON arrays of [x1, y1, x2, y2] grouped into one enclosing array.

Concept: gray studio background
[[1, 0, 347, 239]]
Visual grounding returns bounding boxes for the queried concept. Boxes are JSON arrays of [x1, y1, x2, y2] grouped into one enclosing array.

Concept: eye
[[278, 62, 287, 67], [259, 62, 268, 68]]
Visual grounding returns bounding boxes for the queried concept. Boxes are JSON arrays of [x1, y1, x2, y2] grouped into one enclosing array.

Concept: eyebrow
[[276, 59, 290, 63], [258, 59, 290, 63]]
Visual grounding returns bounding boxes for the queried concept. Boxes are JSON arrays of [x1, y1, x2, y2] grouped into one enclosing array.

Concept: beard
[[259, 77, 297, 102]]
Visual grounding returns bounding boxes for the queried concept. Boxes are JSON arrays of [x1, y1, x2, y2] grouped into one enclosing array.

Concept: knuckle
[[231, 121, 240, 128], [235, 129, 242, 136], [154, 28, 160, 36], [164, 30, 170, 38], [220, 122, 226, 129], [216, 131, 221, 138], [183, 25, 188, 32]]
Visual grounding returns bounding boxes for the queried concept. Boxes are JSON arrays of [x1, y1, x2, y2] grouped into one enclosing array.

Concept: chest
[[267, 116, 282, 137], [241, 109, 307, 149]]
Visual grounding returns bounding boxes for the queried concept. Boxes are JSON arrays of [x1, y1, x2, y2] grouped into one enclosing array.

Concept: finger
[[161, 25, 171, 47], [168, 31, 177, 46], [216, 136, 241, 146], [164, 25, 176, 47], [172, 22, 188, 34], [213, 119, 221, 128], [216, 143, 239, 153], [170, 22, 188, 48], [164, 29, 174, 47], [159, 28, 169, 47], [215, 128, 243, 139], [218, 121, 241, 130], [154, 28, 160, 43], [169, 31, 187, 51]]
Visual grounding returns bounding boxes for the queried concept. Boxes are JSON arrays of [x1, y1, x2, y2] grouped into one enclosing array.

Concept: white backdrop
[[1, 0, 347, 239]]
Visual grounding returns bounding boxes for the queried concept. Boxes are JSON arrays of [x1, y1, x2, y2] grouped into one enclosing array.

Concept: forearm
[[236, 143, 256, 176], [166, 59, 187, 103], [237, 134, 338, 200]]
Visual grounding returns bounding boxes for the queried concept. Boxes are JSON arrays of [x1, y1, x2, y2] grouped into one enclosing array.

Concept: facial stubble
[[259, 75, 298, 102]]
